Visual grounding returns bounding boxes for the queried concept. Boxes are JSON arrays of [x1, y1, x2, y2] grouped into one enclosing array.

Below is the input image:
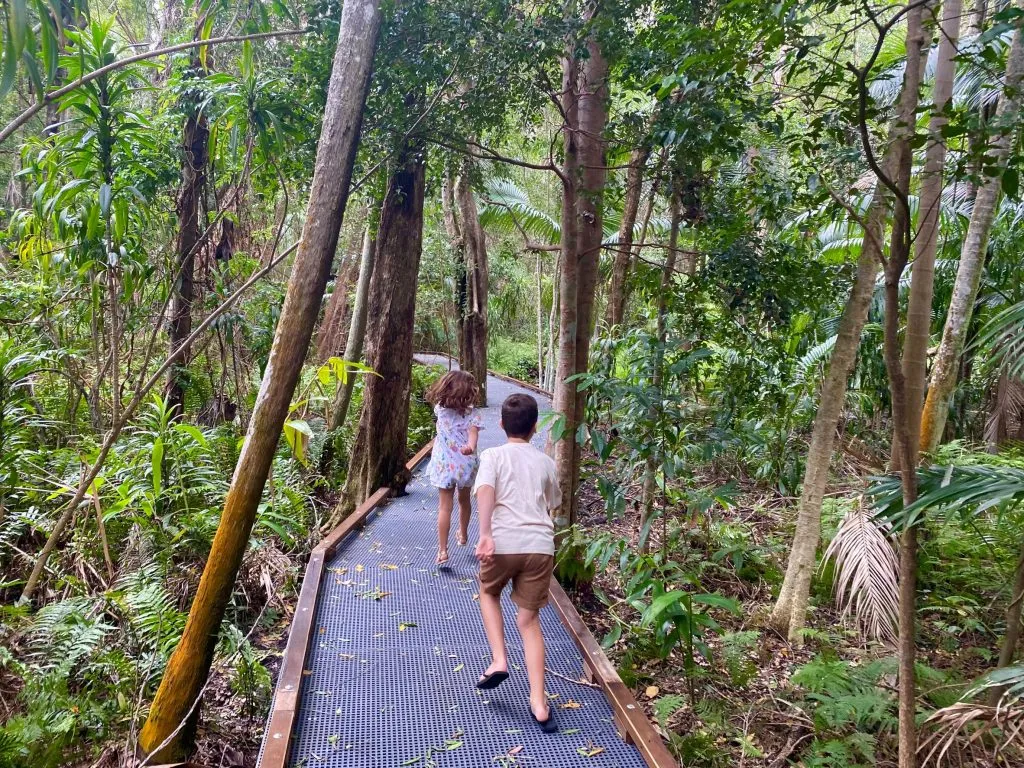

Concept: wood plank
[[257, 548, 324, 768], [318, 486, 391, 557], [548, 580, 678, 768]]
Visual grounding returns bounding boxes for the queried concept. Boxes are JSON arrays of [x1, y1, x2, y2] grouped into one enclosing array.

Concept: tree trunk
[[920, 14, 1024, 452], [640, 186, 681, 546], [441, 172, 466, 362], [340, 144, 427, 513], [882, 8, 932, 768], [606, 145, 648, 328], [904, 0, 961, 456], [316, 203, 368, 362], [550, 51, 580, 528], [325, 221, 377, 434], [567, 31, 609, 525], [138, 1, 382, 759], [968, 0, 988, 37], [455, 168, 488, 405], [546, 252, 560, 392], [165, 79, 209, 419], [769, 185, 887, 641], [536, 250, 545, 387]]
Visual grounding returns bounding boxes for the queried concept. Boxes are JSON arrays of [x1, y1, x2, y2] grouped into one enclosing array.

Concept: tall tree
[[165, 57, 209, 418], [920, 10, 1024, 452], [341, 143, 427, 509], [605, 144, 648, 328], [138, 0, 383, 758], [455, 165, 489, 405], [904, 0, 961, 455], [551, 48, 581, 524], [879, 5, 932, 765], [324, 216, 378, 440], [567, 23, 609, 523], [315, 202, 368, 362], [770, 3, 930, 642]]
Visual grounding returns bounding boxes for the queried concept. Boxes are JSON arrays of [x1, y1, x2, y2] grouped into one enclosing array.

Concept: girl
[[425, 370, 483, 565]]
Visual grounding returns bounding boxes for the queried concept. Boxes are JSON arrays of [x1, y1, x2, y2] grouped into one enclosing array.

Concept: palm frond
[[985, 375, 1024, 447], [921, 662, 1024, 767], [871, 463, 1024, 530], [976, 300, 1024, 379], [479, 178, 560, 244], [795, 335, 837, 384], [920, 700, 1024, 767], [822, 498, 900, 643]]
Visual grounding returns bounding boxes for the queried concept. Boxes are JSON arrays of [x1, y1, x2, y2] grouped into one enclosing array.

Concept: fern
[[795, 335, 837, 384], [652, 693, 688, 728]]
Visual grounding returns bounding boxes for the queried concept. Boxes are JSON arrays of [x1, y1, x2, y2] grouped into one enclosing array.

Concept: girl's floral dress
[[427, 405, 483, 489]]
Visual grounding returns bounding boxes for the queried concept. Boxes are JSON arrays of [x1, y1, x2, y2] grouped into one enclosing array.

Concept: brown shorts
[[479, 553, 554, 611]]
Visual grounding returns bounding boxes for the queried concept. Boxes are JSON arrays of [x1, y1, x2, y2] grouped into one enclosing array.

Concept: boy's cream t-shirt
[[473, 442, 561, 556]]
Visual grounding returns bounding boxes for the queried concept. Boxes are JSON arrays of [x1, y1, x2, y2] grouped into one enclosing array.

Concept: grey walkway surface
[[281, 359, 647, 767]]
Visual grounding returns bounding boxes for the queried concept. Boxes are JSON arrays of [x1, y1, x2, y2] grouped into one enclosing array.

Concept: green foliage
[[791, 655, 897, 768]]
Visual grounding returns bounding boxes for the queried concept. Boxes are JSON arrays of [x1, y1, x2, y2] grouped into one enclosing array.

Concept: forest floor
[[565, 457, 1001, 768]]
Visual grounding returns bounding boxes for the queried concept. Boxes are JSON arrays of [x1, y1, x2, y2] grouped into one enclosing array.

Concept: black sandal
[[531, 708, 558, 734], [476, 670, 509, 690]]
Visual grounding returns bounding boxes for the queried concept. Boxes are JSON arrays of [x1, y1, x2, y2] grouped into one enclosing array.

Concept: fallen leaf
[[645, 685, 660, 698], [561, 728, 580, 735], [577, 743, 605, 758], [507, 746, 524, 756], [339, 653, 355, 660], [381, 563, 399, 570], [445, 740, 463, 751], [453, 663, 464, 672], [399, 622, 418, 632], [355, 564, 365, 572], [400, 757, 421, 766], [561, 699, 582, 709]]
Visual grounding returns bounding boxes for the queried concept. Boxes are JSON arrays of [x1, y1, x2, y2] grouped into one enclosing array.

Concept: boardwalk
[[259, 360, 656, 768]]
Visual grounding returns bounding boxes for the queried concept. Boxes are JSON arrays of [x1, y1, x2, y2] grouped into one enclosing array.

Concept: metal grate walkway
[[270, 360, 650, 767]]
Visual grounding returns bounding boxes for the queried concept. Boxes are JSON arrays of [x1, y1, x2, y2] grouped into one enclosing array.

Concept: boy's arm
[[475, 484, 496, 562]]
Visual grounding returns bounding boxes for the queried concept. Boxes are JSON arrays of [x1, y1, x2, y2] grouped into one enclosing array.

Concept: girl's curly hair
[[425, 370, 478, 412]]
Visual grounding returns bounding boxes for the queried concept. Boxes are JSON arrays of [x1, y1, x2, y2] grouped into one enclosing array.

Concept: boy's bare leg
[[456, 486, 472, 545], [479, 592, 508, 675], [516, 607, 549, 720], [437, 488, 454, 562]]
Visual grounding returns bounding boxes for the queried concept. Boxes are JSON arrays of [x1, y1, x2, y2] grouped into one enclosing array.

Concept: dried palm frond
[[920, 701, 1024, 767], [985, 374, 1024, 449], [821, 497, 900, 643]]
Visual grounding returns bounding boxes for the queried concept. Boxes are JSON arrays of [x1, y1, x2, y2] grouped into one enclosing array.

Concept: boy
[[473, 393, 562, 734]]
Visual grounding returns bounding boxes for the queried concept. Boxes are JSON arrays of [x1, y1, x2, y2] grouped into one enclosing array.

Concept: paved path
[[277, 359, 647, 767]]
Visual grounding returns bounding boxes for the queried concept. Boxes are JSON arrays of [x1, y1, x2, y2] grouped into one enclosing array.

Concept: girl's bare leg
[[456, 486, 472, 545], [437, 487, 454, 563]]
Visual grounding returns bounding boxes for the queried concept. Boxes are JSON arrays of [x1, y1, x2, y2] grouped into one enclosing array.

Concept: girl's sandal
[[436, 550, 449, 566], [456, 533, 468, 547]]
